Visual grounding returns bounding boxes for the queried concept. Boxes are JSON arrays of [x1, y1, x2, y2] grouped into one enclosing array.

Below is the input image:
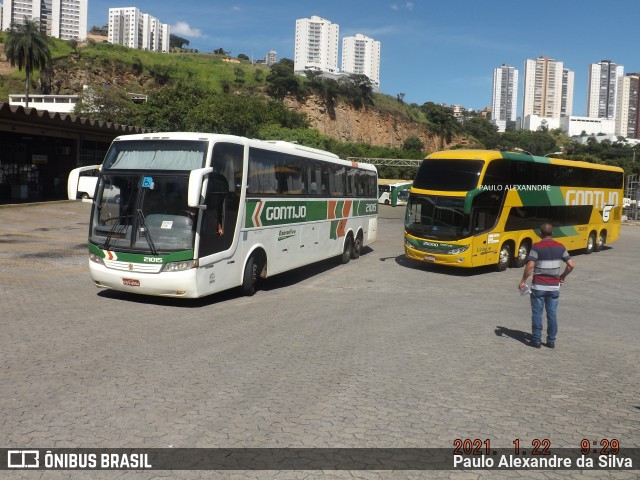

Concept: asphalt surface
[[1, 201, 639, 479]]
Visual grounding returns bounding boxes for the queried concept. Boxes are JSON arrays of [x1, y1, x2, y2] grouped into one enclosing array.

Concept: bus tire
[[594, 230, 606, 252], [81, 192, 90, 200], [384, 199, 390, 205], [351, 231, 363, 259], [242, 255, 260, 296], [585, 232, 596, 254], [511, 239, 531, 268], [497, 243, 511, 272], [340, 235, 353, 264]]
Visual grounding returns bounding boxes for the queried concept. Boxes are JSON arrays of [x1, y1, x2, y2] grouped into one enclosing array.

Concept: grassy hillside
[[0, 34, 273, 98]]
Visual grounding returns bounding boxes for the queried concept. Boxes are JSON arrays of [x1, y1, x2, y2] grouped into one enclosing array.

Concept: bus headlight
[[89, 253, 104, 265], [449, 246, 469, 255], [163, 260, 198, 272]]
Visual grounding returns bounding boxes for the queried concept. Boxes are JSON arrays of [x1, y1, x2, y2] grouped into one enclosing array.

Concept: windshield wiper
[[137, 209, 158, 256], [103, 215, 132, 250]]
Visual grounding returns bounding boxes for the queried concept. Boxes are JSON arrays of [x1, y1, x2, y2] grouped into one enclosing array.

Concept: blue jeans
[[530, 289, 560, 344]]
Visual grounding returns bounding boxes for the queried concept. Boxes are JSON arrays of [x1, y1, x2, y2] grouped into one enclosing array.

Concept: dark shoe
[[531, 342, 541, 349], [546, 342, 555, 349]]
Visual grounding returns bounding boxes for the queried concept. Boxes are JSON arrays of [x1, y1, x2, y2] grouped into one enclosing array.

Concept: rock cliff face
[[284, 95, 465, 151]]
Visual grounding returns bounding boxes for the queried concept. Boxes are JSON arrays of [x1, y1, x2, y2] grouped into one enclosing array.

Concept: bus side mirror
[[188, 167, 213, 207]]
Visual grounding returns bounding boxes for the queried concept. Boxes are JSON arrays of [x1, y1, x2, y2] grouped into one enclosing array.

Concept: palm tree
[[5, 18, 52, 108]]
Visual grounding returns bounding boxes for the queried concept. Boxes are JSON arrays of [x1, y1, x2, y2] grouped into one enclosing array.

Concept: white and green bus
[[70, 133, 378, 298], [378, 181, 412, 207]]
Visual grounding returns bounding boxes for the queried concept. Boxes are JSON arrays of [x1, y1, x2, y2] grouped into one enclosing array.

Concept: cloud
[[171, 21, 204, 38], [390, 2, 413, 10]]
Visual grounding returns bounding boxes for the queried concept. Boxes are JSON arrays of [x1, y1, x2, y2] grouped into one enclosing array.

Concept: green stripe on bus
[[89, 242, 193, 263], [516, 186, 565, 206], [244, 199, 377, 228], [553, 225, 578, 238]]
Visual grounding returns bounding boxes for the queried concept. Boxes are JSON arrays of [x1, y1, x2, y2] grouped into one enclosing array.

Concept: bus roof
[[426, 149, 624, 174], [110, 132, 377, 172]]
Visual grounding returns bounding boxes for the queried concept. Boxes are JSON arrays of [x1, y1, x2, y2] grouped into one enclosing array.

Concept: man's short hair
[[540, 223, 554, 237]]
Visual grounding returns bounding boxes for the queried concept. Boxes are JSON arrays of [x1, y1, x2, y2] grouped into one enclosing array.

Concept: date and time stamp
[[452, 438, 636, 469]]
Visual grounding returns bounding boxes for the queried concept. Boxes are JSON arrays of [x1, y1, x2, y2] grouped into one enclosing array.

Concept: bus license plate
[[423, 255, 436, 262], [123, 278, 140, 287]]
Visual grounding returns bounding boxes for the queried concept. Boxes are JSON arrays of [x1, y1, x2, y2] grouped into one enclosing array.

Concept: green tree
[[139, 81, 212, 131], [233, 66, 245, 87], [237, 53, 250, 61], [338, 74, 374, 109], [266, 60, 300, 100], [74, 85, 140, 124], [402, 135, 424, 154], [5, 18, 52, 107], [169, 34, 189, 50], [420, 102, 462, 147]]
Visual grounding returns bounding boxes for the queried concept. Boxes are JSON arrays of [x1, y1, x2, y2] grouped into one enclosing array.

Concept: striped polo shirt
[[527, 237, 571, 291]]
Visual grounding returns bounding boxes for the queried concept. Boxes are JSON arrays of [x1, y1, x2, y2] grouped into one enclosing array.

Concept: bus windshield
[[405, 194, 470, 240], [90, 173, 196, 252], [413, 159, 484, 191], [103, 140, 207, 170]]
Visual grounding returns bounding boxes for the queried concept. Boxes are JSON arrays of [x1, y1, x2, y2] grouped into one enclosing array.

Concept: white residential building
[[294, 15, 339, 75], [2, 0, 87, 40], [587, 60, 624, 119], [522, 56, 573, 125], [559, 116, 616, 137], [341, 33, 381, 88], [491, 64, 518, 132], [108, 7, 170, 52], [615, 73, 640, 139]]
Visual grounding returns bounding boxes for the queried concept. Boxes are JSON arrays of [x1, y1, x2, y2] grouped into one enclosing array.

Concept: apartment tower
[[615, 73, 640, 139], [2, 0, 87, 40], [341, 33, 381, 88], [491, 64, 518, 132], [294, 16, 339, 75], [522, 56, 574, 119], [108, 7, 170, 52], [587, 60, 624, 119]]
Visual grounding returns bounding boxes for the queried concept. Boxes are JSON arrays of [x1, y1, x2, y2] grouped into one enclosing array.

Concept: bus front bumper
[[404, 242, 473, 267], [89, 261, 200, 298]]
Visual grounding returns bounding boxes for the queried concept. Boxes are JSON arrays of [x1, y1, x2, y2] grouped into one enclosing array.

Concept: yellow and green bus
[[404, 149, 624, 271]]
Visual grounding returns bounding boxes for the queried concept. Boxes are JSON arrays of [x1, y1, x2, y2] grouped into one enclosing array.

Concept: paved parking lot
[[1, 201, 639, 479]]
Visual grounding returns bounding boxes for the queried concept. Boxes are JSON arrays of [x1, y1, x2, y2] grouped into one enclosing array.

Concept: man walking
[[519, 223, 575, 349]]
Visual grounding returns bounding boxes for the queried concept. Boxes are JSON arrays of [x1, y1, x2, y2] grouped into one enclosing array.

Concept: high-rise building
[[522, 56, 573, 120], [587, 60, 624, 119], [108, 7, 170, 52], [294, 16, 339, 75], [561, 68, 574, 117], [341, 33, 381, 88], [615, 73, 640, 139], [491, 64, 518, 132], [2, 0, 87, 40]]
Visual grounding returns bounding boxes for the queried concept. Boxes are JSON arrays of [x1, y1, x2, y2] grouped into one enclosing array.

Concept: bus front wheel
[[242, 255, 260, 296], [497, 243, 512, 272]]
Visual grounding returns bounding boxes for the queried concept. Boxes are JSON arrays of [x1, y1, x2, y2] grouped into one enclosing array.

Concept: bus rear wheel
[[340, 235, 354, 264], [242, 255, 260, 296], [351, 231, 363, 259], [594, 231, 606, 252], [497, 243, 512, 272], [511, 240, 530, 268]]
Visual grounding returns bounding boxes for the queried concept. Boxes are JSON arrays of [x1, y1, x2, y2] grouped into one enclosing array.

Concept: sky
[[89, 0, 640, 115]]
